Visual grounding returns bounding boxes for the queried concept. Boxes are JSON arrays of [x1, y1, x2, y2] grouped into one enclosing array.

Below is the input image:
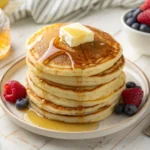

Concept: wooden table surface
[[1, 8, 150, 150]]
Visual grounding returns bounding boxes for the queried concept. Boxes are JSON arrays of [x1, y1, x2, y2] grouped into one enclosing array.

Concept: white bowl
[[121, 9, 150, 55]]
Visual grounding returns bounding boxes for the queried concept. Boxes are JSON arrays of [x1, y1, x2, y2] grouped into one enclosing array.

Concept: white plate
[[0, 58, 150, 140]]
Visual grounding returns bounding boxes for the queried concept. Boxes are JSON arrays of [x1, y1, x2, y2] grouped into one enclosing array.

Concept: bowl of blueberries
[[121, 0, 150, 55]]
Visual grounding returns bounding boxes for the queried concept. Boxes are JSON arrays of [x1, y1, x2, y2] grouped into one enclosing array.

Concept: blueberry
[[126, 17, 136, 26], [115, 104, 125, 114], [126, 82, 136, 88], [125, 12, 133, 20], [131, 23, 140, 30], [139, 24, 150, 33], [16, 98, 29, 109], [124, 104, 137, 116], [132, 8, 142, 17]]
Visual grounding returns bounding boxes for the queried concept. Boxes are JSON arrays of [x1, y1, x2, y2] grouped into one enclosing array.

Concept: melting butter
[[59, 22, 94, 47]]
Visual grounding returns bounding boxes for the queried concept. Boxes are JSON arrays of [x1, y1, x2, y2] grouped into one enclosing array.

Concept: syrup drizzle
[[38, 38, 61, 62], [38, 37, 75, 69], [65, 52, 75, 69], [27, 35, 43, 51]]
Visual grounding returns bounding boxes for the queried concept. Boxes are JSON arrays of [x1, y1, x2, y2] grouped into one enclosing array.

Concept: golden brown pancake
[[26, 80, 125, 108], [26, 56, 125, 86], [27, 89, 121, 116], [26, 23, 122, 76], [27, 72, 125, 101], [30, 101, 118, 123], [26, 23, 125, 123]]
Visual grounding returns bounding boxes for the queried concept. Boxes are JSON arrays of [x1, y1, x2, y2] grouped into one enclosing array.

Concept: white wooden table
[[1, 8, 150, 150]]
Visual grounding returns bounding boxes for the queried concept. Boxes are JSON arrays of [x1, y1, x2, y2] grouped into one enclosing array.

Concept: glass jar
[[0, 8, 11, 59], [0, 0, 9, 8]]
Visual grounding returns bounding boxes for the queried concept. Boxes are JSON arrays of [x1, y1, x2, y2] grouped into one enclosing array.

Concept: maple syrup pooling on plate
[[24, 108, 99, 132]]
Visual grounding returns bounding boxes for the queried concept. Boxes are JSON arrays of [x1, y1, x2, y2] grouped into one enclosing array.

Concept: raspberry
[[122, 88, 143, 108], [3, 80, 26, 103], [140, 0, 150, 11], [137, 9, 150, 26]]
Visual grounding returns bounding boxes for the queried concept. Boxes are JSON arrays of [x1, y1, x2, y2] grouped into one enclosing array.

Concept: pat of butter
[[59, 22, 94, 47]]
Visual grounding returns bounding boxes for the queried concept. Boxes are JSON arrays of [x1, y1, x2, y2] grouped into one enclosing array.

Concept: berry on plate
[[3, 80, 26, 103], [126, 81, 136, 88], [137, 9, 150, 26], [115, 104, 125, 114], [122, 88, 143, 108], [140, 0, 150, 11], [124, 104, 137, 116], [16, 98, 29, 109]]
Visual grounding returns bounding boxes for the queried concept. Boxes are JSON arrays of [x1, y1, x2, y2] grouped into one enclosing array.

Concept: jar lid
[[0, 9, 9, 28]]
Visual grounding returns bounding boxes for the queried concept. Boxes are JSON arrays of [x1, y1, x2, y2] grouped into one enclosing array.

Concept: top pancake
[[26, 23, 122, 76]]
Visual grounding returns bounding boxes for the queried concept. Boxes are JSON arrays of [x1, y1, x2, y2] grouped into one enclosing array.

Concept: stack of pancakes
[[26, 23, 126, 123]]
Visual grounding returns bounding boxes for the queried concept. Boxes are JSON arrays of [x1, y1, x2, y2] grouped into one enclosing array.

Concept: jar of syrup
[[0, 9, 11, 59]]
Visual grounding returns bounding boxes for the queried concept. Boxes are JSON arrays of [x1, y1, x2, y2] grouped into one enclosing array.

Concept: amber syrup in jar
[[0, 9, 11, 59]]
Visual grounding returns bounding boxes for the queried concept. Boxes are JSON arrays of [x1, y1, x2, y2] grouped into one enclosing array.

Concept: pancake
[[27, 89, 121, 116], [27, 77, 125, 107], [27, 72, 126, 101], [26, 23, 126, 123], [30, 101, 118, 123], [26, 56, 125, 86], [26, 23, 122, 76]]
